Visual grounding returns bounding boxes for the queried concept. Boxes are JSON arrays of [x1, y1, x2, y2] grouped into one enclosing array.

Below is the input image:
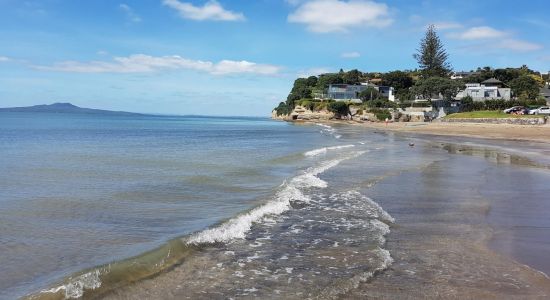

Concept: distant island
[[0, 102, 143, 116]]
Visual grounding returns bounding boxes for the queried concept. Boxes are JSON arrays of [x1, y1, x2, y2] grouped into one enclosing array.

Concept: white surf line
[[304, 144, 355, 157], [39, 269, 103, 299], [186, 151, 366, 245]]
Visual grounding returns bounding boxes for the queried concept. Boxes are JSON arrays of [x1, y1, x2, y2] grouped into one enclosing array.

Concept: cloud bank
[[35, 54, 281, 75], [448, 25, 542, 52]]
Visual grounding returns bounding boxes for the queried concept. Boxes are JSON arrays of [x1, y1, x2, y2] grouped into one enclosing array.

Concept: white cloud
[[0, 56, 10, 62], [287, 0, 393, 33], [211, 60, 281, 75], [341, 51, 361, 58], [450, 26, 507, 40], [449, 26, 543, 52], [34, 54, 281, 76], [162, 0, 245, 21], [496, 39, 542, 52], [119, 3, 142, 23]]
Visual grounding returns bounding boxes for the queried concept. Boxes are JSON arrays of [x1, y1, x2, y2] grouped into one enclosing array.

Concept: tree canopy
[[509, 75, 541, 99], [327, 101, 349, 118], [411, 77, 462, 100], [382, 71, 414, 91], [413, 25, 452, 78]]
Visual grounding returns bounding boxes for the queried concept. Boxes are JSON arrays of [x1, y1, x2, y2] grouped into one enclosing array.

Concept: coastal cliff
[[272, 105, 334, 121]]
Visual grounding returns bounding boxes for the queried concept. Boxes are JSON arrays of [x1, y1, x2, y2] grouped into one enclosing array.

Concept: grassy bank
[[445, 111, 538, 119]]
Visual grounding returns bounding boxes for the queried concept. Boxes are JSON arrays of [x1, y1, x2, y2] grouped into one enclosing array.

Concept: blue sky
[[1, 0, 549, 116]]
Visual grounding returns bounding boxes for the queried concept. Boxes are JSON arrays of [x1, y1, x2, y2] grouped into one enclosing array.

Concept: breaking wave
[[187, 151, 365, 244], [304, 144, 355, 157], [34, 151, 367, 300]]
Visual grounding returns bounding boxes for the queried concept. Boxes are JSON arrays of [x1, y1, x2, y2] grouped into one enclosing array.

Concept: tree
[[529, 74, 545, 87], [275, 102, 292, 116], [413, 25, 452, 78], [316, 73, 344, 89], [359, 87, 379, 102], [493, 68, 521, 84], [327, 101, 349, 118], [381, 71, 414, 92], [343, 69, 362, 84], [411, 77, 462, 100], [305, 76, 318, 87], [286, 78, 315, 107], [459, 96, 474, 112], [509, 75, 540, 99]]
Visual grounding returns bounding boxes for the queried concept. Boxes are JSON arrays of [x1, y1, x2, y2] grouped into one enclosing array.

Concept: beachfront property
[[378, 86, 396, 102], [455, 78, 511, 101], [327, 84, 367, 102], [327, 83, 395, 102], [541, 85, 550, 105]]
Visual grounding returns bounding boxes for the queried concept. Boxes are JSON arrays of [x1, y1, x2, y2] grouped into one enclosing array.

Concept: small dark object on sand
[[409, 143, 415, 147]]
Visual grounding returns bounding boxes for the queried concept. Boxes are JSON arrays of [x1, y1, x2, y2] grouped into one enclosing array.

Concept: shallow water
[[1, 114, 550, 299]]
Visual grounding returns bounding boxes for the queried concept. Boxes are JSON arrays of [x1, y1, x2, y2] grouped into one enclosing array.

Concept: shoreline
[[305, 119, 550, 145], [28, 119, 550, 299], [100, 124, 550, 299]]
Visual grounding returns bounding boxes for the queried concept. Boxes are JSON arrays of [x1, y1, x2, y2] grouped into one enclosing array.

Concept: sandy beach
[[323, 120, 550, 145]]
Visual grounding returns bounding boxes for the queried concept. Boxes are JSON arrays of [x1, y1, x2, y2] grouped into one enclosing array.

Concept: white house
[[327, 83, 396, 102], [456, 78, 511, 101]]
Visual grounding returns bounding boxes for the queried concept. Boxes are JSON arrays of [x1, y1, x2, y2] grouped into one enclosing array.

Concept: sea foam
[[187, 152, 365, 245], [40, 270, 102, 299], [304, 145, 355, 157]]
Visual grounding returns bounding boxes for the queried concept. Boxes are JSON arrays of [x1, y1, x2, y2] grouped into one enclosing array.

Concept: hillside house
[[455, 78, 511, 101]]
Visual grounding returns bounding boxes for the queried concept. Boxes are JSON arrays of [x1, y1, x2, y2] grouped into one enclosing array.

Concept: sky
[[0, 0, 549, 116]]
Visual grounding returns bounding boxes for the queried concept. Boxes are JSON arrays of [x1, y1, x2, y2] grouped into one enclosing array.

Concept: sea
[[1, 112, 550, 299]]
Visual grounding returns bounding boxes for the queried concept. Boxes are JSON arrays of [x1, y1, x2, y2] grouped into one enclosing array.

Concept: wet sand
[[336, 120, 550, 145], [347, 154, 550, 299]]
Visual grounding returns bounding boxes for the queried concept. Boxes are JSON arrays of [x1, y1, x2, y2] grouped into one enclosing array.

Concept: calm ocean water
[[2, 112, 550, 299], [0, 112, 341, 298]]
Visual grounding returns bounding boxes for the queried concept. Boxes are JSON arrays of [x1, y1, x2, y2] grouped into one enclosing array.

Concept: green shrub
[[369, 108, 392, 121], [274, 102, 292, 116], [460, 96, 474, 112], [327, 101, 349, 117], [298, 99, 315, 111], [313, 101, 327, 111], [459, 98, 547, 112]]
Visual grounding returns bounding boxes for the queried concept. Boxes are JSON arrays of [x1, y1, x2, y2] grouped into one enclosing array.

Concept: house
[[541, 85, 550, 105], [327, 83, 396, 102], [450, 71, 479, 80], [456, 78, 511, 101], [377, 86, 396, 102], [327, 84, 368, 102]]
